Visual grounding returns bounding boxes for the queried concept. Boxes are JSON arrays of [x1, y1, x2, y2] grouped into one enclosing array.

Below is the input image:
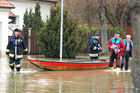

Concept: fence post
[[28, 28, 32, 54]]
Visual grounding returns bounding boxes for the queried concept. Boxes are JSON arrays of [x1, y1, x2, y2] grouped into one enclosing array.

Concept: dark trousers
[[121, 51, 130, 70], [9, 57, 21, 71], [90, 57, 98, 60], [109, 54, 120, 68]]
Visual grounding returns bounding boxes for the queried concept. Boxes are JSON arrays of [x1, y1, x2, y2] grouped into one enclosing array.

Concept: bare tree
[[104, 0, 130, 30], [129, 0, 140, 92], [98, 0, 108, 54], [63, 0, 99, 27], [61, 0, 130, 30]]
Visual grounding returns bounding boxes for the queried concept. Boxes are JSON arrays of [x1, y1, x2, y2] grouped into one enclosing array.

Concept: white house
[[8, 0, 57, 35], [0, 0, 57, 56], [0, 0, 15, 55]]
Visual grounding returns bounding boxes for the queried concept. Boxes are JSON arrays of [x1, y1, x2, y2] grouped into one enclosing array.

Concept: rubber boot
[[10, 65, 14, 71], [16, 67, 21, 72]]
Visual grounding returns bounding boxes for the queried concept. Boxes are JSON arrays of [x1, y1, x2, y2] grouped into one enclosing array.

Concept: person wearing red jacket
[[107, 32, 125, 70]]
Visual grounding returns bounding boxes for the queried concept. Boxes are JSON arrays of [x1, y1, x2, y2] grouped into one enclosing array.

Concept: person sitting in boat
[[6, 28, 28, 72], [108, 32, 125, 70], [89, 33, 102, 60], [121, 35, 133, 71]]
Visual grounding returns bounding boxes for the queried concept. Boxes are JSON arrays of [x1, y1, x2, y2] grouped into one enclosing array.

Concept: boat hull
[[27, 56, 115, 71]]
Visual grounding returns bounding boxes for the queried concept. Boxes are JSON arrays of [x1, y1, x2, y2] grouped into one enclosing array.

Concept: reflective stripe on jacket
[[6, 34, 28, 59], [89, 36, 100, 57]]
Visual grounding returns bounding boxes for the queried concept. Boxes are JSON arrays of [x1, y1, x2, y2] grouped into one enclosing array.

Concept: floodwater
[[0, 56, 133, 93]]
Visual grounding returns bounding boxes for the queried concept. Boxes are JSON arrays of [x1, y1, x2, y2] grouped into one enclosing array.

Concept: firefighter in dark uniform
[[6, 28, 28, 72], [89, 33, 102, 60]]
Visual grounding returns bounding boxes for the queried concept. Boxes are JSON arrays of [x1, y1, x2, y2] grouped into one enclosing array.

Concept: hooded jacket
[[6, 34, 28, 59], [89, 36, 100, 57]]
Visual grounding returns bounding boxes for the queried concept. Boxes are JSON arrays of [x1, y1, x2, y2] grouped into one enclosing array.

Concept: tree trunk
[[129, 0, 140, 92], [98, 0, 108, 54]]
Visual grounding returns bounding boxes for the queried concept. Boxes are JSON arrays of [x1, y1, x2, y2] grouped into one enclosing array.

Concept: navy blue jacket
[[89, 36, 100, 57], [6, 34, 28, 59]]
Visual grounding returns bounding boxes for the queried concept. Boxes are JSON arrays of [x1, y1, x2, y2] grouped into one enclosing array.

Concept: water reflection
[[0, 56, 134, 93], [0, 56, 9, 93], [22, 70, 133, 93], [58, 78, 62, 93]]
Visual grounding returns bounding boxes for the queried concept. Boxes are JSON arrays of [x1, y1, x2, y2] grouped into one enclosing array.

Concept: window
[[9, 16, 19, 26]]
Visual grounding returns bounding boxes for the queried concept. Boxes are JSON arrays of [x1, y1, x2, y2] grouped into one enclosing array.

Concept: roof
[[47, 0, 57, 2], [9, 10, 15, 17], [0, 0, 15, 8], [42, 0, 58, 3]]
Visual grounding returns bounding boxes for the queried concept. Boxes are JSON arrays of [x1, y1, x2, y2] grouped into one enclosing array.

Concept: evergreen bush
[[23, 3, 43, 31], [38, 6, 87, 58]]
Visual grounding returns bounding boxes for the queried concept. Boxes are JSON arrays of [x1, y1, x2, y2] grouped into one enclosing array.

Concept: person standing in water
[[121, 35, 133, 71], [89, 33, 102, 60], [107, 32, 125, 70], [6, 28, 28, 72]]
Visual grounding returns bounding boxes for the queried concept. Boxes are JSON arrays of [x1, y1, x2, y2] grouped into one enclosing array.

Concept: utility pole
[[60, 0, 63, 61]]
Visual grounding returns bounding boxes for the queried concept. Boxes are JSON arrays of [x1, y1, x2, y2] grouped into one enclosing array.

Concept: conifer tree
[[23, 3, 43, 31], [23, 9, 29, 30], [38, 6, 86, 58], [32, 3, 43, 31]]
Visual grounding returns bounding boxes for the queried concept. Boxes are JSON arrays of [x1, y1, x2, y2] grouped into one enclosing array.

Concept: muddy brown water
[[0, 56, 133, 93]]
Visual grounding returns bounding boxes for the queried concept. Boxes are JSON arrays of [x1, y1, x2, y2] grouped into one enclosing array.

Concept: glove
[[98, 47, 102, 50], [6, 54, 9, 56]]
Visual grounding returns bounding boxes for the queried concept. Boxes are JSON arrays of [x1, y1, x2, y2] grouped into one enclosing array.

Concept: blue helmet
[[95, 33, 101, 37]]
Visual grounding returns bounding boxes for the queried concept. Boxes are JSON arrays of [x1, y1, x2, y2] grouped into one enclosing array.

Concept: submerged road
[[0, 56, 133, 93]]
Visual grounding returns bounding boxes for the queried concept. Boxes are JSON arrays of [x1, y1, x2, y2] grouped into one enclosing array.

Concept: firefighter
[[89, 33, 102, 60], [6, 28, 28, 72]]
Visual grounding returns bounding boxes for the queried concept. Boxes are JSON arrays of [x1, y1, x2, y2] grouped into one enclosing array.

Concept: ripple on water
[[19, 69, 38, 74], [104, 69, 131, 73]]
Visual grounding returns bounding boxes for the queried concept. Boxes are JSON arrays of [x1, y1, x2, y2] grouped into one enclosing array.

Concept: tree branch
[[104, 6, 116, 27]]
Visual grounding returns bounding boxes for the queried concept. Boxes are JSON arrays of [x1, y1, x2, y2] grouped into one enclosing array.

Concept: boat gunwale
[[28, 56, 110, 64]]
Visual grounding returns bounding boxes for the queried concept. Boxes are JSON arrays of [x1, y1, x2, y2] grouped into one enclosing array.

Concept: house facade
[[0, 0, 15, 55], [0, 0, 57, 55], [8, 0, 57, 35]]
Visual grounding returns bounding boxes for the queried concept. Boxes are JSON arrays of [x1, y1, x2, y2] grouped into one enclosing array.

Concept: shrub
[[23, 3, 43, 31], [38, 6, 87, 58]]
